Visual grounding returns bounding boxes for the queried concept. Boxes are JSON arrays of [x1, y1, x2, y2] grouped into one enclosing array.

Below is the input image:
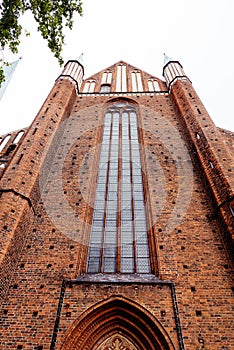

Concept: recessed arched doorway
[[60, 296, 175, 350]]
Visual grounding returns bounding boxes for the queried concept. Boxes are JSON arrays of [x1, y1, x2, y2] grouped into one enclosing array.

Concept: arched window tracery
[[96, 334, 138, 350]]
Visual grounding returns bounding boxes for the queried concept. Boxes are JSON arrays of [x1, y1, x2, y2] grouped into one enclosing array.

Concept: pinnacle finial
[[163, 53, 172, 66], [77, 53, 84, 65]]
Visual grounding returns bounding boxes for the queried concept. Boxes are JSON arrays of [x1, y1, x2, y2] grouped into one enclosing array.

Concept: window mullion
[[116, 114, 122, 273], [100, 115, 113, 272], [129, 113, 137, 273]]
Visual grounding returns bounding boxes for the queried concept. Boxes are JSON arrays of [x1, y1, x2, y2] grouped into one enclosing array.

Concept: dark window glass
[[100, 84, 111, 93]]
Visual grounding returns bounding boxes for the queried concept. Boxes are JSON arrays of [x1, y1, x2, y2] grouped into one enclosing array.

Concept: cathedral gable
[[81, 61, 167, 93]]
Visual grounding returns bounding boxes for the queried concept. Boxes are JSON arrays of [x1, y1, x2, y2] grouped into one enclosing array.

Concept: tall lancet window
[[87, 101, 150, 274], [116, 64, 127, 92], [131, 71, 143, 92]]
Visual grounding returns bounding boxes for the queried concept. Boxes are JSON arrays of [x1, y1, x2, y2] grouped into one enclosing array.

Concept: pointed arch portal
[[60, 296, 175, 350]]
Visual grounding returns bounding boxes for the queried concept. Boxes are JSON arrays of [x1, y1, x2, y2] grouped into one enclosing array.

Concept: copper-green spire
[[77, 53, 84, 65], [163, 53, 172, 66]]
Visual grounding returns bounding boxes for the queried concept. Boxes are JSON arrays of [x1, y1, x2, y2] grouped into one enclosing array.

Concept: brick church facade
[[0, 56, 233, 349]]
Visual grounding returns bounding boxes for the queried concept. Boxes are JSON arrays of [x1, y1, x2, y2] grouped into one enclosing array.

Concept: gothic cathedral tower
[[0, 56, 233, 349]]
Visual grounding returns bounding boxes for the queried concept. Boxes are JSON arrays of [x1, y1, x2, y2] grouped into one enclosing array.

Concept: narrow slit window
[[209, 161, 214, 169], [87, 102, 150, 274]]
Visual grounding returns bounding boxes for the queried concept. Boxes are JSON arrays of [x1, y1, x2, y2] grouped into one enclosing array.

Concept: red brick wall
[[0, 74, 233, 349]]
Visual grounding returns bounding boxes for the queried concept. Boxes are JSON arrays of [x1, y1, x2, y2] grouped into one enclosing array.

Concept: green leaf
[[0, 0, 83, 83]]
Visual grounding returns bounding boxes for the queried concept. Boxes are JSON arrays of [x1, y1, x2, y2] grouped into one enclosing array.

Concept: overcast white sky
[[0, 0, 234, 134]]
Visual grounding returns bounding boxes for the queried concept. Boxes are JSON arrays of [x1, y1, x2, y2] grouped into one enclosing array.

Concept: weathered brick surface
[[0, 62, 233, 350], [170, 80, 234, 238]]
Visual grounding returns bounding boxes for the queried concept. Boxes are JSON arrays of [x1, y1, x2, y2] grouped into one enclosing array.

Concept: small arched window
[[100, 84, 111, 93], [83, 80, 96, 93], [148, 79, 160, 92], [101, 70, 112, 85], [131, 71, 143, 92]]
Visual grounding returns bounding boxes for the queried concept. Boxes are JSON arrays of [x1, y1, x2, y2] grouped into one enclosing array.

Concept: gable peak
[[81, 60, 167, 94]]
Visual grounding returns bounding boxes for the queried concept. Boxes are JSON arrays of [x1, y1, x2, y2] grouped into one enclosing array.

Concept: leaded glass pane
[[108, 182, 118, 192], [87, 257, 100, 273], [136, 244, 149, 257], [137, 258, 150, 273], [133, 180, 143, 189], [106, 208, 117, 220], [93, 210, 104, 220], [97, 167, 108, 177], [121, 257, 134, 273], [89, 229, 102, 244], [135, 219, 147, 231], [135, 232, 148, 244], [121, 191, 132, 200], [104, 230, 117, 243], [133, 200, 145, 210], [133, 191, 144, 201], [96, 182, 106, 192], [98, 176, 107, 184], [121, 244, 134, 257], [122, 184, 131, 193], [122, 170, 130, 178], [122, 162, 130, 170], [104, 245, 116, 257], [94, 193, 105, 204], [105, 220, 117, 232], [134, 210, 146, 222], [121, 209, 132, 220], [122, 200, 131, 211], [132, 166, 142, 176], [121, 222, 133, 238], [107, 201, 118, 211], [103, 257, 116, 273]]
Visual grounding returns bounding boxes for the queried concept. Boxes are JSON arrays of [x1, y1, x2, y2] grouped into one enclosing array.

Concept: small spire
[[163, 53, 173, 66], [77, 53, 84, 65]]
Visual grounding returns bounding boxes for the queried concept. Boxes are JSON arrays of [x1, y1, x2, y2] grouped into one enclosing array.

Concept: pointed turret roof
[[163, 53, 173, 66], [77, 53, 84, 65]]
